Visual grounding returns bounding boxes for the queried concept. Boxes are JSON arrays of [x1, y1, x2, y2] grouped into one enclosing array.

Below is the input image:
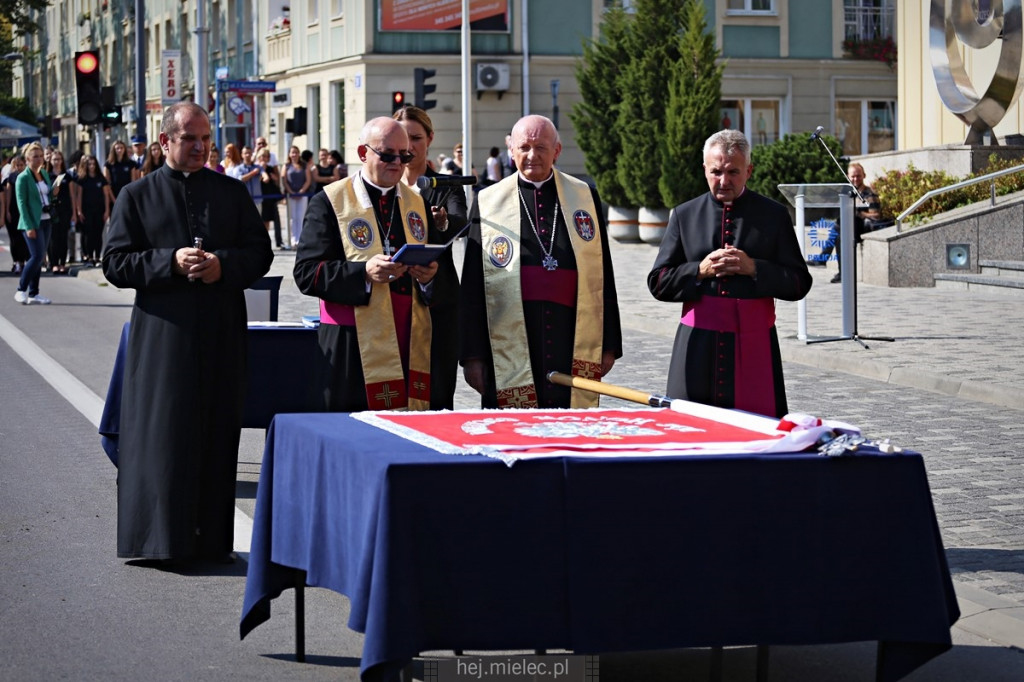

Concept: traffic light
[[101, 108, 123, 127], [413, 68, 436, 111], [74, 51, 102, 125], [391, 91, 406, 114], [100, 85, 121, 127], [293, 106, 308, 136]]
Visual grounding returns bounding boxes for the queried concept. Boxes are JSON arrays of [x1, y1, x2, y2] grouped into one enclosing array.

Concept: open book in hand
[[391, 222, 470, 265]]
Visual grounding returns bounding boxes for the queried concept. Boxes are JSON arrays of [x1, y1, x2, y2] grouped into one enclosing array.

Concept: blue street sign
[[217, 80, 277, 93]]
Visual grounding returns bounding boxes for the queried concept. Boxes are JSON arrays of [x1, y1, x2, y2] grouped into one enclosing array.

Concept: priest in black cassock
[[647, 129, 811, 418], [293, 117, 458, 411], [460, 115, 622, 409], [102, 102, 273, 562]]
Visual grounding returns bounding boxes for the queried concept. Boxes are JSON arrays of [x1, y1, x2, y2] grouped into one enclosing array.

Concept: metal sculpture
[[930, 0, 1024, 144]]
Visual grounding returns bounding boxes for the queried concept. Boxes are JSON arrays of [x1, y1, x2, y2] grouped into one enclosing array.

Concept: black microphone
[[417, 175, 477, 189], [809, 125, 865, 203]]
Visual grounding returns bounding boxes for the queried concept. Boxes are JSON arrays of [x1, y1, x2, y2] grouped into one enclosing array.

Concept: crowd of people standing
[[202, 137, 347, 250], [4, 134, 347, 307]]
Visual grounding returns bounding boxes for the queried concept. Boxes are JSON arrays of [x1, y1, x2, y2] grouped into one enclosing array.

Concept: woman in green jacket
[[14, 142, 53, 305]]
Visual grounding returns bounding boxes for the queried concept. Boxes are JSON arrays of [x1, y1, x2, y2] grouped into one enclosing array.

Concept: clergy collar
[[517, 171, 554, 189], [163, 165, 201, 180], [716, 186, 748, 207], [360, 172, 398, 196]]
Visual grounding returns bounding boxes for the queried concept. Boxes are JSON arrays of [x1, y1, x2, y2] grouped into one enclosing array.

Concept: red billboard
[[380, 0, 509, 32]]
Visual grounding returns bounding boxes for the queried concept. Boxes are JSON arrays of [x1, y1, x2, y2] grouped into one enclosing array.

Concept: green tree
[[570, 1, 632, 207], [658, 0, 723, 207], [616, 0, 687, 208], [0, 2, 48, 121], [747, 132, 845, 206]]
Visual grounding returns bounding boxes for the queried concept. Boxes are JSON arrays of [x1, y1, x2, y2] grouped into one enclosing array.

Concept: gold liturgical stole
[[478, 170, 605, 408], [324, 177, 432, 410]]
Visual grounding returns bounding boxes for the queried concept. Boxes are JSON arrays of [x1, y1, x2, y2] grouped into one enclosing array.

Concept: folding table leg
[[756, 645, 770, 682], [295, 569, 306, 663], [709, 646, 723, 682]]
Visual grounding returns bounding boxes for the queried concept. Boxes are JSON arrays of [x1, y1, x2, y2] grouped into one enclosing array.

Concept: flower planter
[[607, 206, 640, 243], [639, 206, 670, 245]]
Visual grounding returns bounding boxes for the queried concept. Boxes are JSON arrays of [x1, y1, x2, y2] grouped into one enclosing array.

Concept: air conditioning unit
[[476, 63, 510, 92]]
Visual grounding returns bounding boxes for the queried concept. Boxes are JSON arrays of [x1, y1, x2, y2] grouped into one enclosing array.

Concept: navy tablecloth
[[99, 322, 319, 466], [240, 413, 958, 682]]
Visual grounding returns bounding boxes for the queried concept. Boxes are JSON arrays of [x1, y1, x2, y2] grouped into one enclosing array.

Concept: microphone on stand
[[809, 125, 865, 203], [416, 175, 478, 189]]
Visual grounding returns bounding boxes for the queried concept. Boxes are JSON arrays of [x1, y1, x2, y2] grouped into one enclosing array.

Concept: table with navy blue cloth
[[239, 412, 959, 682], [99, 322, 319, 466]]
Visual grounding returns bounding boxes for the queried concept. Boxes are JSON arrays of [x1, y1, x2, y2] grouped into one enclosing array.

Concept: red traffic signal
[[74, 50, 102, 125], [391, 91, 406, 114], [76, 51, 99, 75]]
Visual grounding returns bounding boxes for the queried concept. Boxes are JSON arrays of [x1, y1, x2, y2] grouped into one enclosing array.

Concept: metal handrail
[[895, 163, 1024, 232]]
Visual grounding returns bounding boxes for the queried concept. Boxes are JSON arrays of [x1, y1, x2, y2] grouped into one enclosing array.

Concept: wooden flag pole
[[546, 371, 673, 408]]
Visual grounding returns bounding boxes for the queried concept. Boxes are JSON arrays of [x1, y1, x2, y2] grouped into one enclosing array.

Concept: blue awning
[[0, 113, 41, 147]]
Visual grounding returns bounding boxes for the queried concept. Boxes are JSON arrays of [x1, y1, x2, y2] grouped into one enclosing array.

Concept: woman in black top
[[104, 140, 138, 199], [392, 105, 469, 410], [256, 147, 286, 249], [3, 154, 28, 273], [75, 154, 113, 266], [47, 150, 74, 273], [140, 143, 164, 177], [329, 150, 347, 180], [311, 148, 340, 194]]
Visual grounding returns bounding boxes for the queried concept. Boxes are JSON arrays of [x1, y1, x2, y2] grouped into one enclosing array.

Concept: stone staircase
[[934, 260, 1024, 296]]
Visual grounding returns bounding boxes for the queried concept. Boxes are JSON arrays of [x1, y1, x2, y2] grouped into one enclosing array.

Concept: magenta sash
[[681, 297, 777, 417], [321, 292, 414, 369], [521, 266, 578, 307]]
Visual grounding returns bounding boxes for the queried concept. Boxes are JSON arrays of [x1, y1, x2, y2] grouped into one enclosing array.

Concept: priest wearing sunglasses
[[293, 117, 458, 411]]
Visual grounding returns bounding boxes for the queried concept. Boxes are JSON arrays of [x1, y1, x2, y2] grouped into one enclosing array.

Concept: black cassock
[[102, 165, 273, 560], [292, 184, 459, 411], [647, 189, 811, 417], [460, 176, 623, 408]]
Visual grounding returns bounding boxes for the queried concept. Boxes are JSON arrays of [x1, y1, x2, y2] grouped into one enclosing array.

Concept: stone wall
[[860, 191, 1024, 287]]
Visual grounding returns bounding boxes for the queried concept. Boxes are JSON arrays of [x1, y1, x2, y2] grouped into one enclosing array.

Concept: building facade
[[12, 0, 896, 176]]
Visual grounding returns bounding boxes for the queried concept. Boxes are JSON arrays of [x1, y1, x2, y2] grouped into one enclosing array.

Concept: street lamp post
[[550, 79, 560, 129]]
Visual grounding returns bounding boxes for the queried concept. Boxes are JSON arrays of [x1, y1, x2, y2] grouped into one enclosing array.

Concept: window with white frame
[[332, 0, 343, 18], [727, 0, 775, 13], [835, 99, 896, 155], [332, 80, 346, 153], [720, 98, 782, 146], [309, 0, 320, 25]]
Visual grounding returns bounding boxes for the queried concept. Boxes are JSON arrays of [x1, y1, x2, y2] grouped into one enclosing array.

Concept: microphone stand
[[810, 130, 894, 348]]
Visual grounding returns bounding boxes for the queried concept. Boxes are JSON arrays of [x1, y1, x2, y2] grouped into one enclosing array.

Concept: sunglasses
[[365, 145, 414, 165]]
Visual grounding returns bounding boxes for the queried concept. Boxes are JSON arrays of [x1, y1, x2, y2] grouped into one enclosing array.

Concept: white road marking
[[0, 311, 255, 559]]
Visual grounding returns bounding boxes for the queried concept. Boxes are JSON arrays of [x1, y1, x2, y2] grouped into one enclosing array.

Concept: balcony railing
[[266, 29, 292, 74], [844, 3, 895, 42]]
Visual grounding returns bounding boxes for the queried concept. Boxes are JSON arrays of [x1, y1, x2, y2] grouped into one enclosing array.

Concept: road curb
[[781, 343, 1024, 412], [955, 582, 1024, 651]]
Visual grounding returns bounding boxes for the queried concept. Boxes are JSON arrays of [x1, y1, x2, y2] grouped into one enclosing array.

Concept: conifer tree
[[659, 0, 723, 207], [571, 1, 632, 207], [615, 0, 686, 208]]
